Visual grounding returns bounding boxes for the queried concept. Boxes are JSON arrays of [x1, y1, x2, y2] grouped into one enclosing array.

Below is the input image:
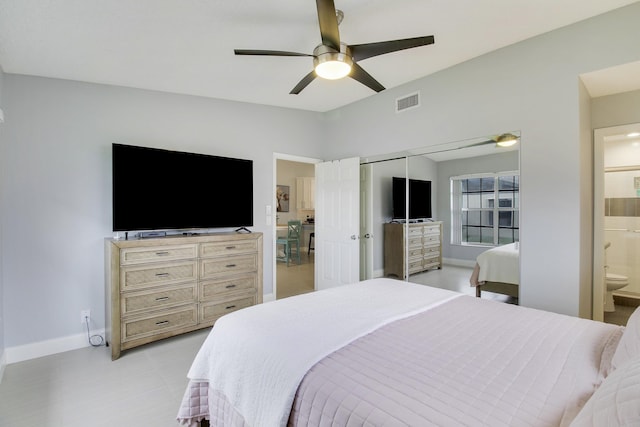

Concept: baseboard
[[263, 293, 275, 303], [443, 258, 476, 268], [0, 350, 6, 384], [5, 329, 106, 365]]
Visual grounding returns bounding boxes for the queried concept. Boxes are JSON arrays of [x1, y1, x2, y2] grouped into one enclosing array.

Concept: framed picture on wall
[[276, 185, 290, 212]]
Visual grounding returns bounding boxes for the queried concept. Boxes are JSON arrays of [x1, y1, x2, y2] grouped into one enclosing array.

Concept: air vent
[[396, 91, 420, 113]]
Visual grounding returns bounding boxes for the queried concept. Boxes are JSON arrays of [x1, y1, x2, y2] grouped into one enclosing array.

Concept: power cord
[[84, 315, 106, 347]]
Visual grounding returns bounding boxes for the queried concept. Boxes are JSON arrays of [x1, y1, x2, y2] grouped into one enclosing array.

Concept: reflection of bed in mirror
[[470, 242, 520, 300]]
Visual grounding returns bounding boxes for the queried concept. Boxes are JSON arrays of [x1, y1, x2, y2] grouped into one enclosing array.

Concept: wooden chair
[[276, 220, 302, 266]]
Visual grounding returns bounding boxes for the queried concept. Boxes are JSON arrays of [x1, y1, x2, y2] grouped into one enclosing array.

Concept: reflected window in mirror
[[451, 172, 519, 246]]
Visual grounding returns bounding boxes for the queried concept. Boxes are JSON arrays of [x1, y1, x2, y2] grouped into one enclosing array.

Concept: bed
[[470, 242, 520, 300], [177, 277, 640, 427]]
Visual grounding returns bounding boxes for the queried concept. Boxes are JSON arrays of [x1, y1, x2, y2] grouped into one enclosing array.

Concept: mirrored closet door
[[360, 133, 520, 294]]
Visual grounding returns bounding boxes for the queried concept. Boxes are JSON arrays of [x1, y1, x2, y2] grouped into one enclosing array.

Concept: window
[[451, 172, 519, 246]]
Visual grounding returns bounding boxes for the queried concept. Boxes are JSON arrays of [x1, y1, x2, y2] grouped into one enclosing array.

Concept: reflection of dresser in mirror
[[384, 221, 442, 279]]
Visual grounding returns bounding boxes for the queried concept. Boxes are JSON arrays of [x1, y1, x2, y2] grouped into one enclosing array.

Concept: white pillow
[[570, 356, 640, 427], [611, 306, 640, 370]]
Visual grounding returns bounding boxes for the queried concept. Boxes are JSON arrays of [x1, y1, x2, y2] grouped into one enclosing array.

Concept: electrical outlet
[[81, 309, 90, 324]]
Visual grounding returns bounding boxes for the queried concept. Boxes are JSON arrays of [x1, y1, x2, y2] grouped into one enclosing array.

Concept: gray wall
[[437, 151, 519, 262], [1, 75, 323, 350], [0, 64, 5, 368], [322, 3, 640, 317]]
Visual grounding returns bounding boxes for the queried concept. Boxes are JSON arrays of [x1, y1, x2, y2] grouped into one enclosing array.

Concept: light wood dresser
[[384, 222, 442, 279], [105, 232, 263, 360]]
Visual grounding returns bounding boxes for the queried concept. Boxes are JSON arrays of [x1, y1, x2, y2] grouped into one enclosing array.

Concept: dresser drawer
[[408, 247, 423, 259], [200, 274, 257, 301], [122, 305, 198, 342], [120, 244, 197, 265], [408, 226, 423, 237], [408, 259, 424, 273], [423, 224, 440, 236], [423, 259, 441, 270], [121, 282, 197, 315], [408, 236, 423, 248], [200, 240, 259, 258], [423, 234, 440, 244], [424, 246, 440, 256], [121, 261, 198, 291], [200, 254, 258, 279], [200, 296, 256, 323]]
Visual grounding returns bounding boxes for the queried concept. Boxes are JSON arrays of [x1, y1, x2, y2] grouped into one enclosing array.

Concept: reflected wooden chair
[[276, 220, 302, 266]]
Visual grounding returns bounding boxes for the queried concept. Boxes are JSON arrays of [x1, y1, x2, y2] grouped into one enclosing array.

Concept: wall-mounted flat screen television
[[392, 176, 432, 220], [112, 143, 253, 231]]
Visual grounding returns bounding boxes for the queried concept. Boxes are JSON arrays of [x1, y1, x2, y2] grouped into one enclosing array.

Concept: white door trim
[[593, 123, 640, 321]]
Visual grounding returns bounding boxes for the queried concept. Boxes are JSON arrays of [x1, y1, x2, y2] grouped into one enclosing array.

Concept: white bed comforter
[[181, 278, 461, 427], [476, 242, 520, 284]]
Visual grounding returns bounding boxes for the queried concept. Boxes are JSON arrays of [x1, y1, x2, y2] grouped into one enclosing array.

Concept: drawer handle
[[155, 296, 170, 301], [155, 320, 169, 326], [225, 264, 237, 268], [225, 246, 236, 250], [156, 273, 169, 277], [225, 305, 236, 310], [155, 251, 170, 256], [225, 284, 237, 289]]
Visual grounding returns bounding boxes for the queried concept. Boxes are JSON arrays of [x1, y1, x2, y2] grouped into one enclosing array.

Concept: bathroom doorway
[[594, 123, 640, 325]]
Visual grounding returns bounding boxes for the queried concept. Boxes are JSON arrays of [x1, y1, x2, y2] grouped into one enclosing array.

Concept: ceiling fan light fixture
[[496, 133, 519, 147], [315, 59, 352, 79], [313, 44, 353, 80]]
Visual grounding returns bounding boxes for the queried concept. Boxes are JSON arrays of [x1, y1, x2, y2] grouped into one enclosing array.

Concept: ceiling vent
[[396, 91, 420, 113]]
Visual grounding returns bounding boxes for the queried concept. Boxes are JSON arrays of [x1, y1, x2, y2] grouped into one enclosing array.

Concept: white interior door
[[315, 157, 360, 290]]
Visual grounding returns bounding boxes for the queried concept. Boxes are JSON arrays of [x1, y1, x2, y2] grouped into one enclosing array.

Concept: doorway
[[593, 123, 640, 325], [273, 154, 321, 300]]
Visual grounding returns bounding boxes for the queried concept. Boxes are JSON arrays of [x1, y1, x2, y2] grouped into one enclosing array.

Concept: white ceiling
[[0, 0, 638, 112]]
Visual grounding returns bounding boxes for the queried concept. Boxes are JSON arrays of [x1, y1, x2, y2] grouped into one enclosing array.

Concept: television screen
[[112, 144, 253, 231], [392, 177, 432, 220]]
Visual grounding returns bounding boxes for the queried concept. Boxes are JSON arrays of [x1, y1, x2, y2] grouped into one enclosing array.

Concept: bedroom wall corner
[[578, 78, 594, 319]]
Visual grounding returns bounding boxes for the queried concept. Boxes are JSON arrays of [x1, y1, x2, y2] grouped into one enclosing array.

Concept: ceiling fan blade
[[290, 70, 317, 95], [349, 63, 385, 92], [234, 49, 312, 57], [466, 140, 495, 147], [350, 35, 435, 62], [316, 0, 341, 51]]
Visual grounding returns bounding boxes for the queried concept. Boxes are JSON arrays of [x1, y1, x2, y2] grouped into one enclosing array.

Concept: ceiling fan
[[234, 0, 435, 95]]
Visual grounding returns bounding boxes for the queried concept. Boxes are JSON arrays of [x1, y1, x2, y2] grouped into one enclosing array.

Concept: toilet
[[605, 273, 629, 312]]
